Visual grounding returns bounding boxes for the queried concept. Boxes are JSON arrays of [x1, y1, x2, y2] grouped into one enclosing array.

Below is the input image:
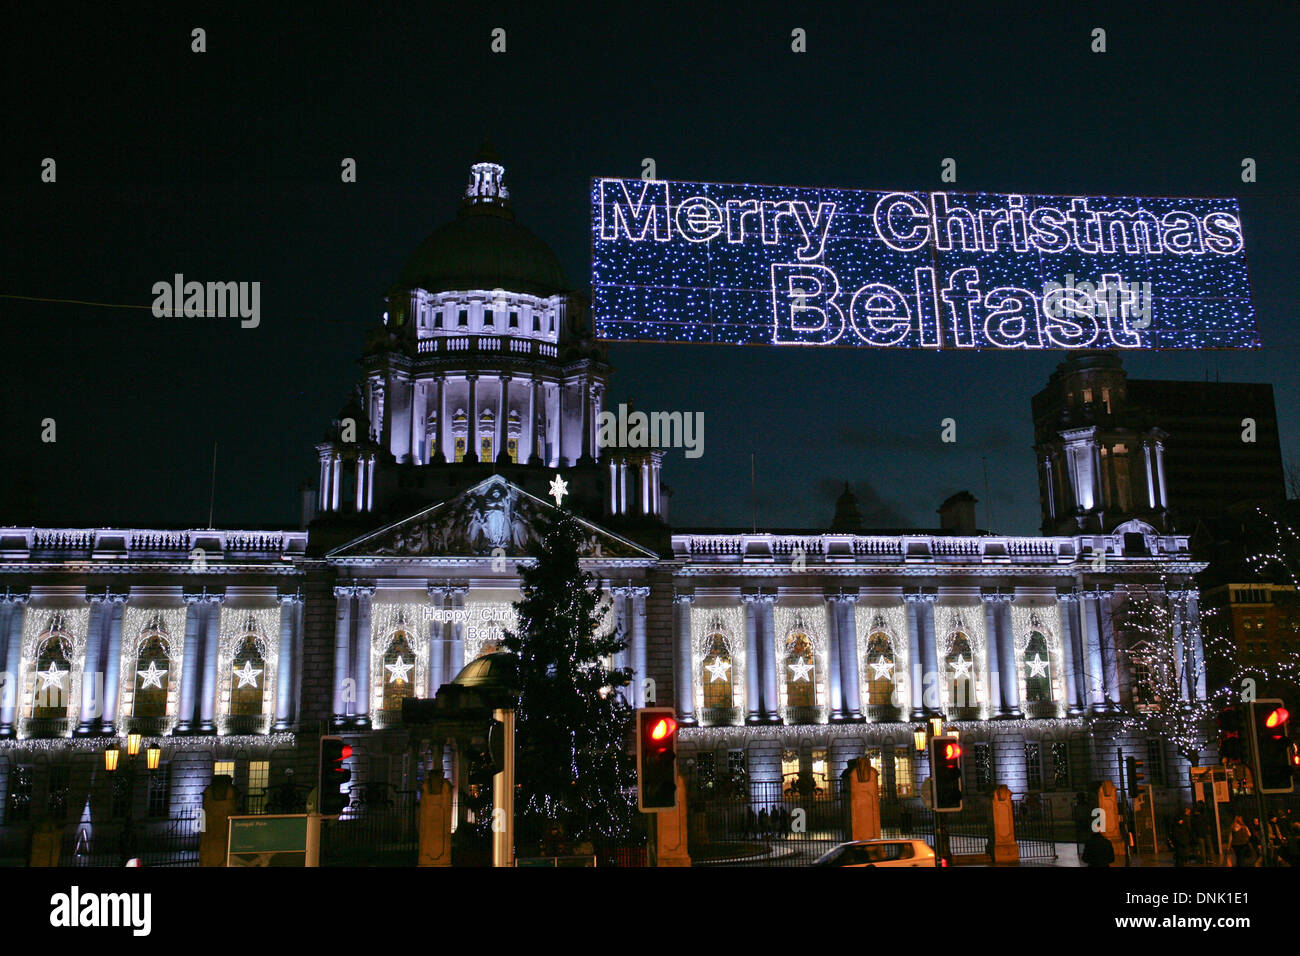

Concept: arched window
[[230, 635, 265, 716], [32, 632, 72, 719], [1023, 631, 1052, 703], [701, 634, 732, 709], [382, 631, 416, 712], [783, 632, 816, 708], [133, 635, 170, 718], [864, 632, 895, 706], [479, 409, 495, 463], [945, 633, 974, 710]]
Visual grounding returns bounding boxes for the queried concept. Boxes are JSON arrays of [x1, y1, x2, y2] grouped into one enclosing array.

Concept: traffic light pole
[[1244, 703, 1274, 867]]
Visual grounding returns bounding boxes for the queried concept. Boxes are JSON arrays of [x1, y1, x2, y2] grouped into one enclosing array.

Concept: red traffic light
[[1265, 707, 1290, 730], [944, 742, 963, 761], [337, 744, 353, 761], [650, 717, 677, 741]]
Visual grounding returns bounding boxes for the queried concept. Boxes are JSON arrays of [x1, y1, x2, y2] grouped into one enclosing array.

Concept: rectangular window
[[694, 752, 717, 792], [458, 309, 468, 327], [727, 749, 745, 784], [213, 760, 236, 785], [892, 750, 914, 798], [454, 436, 466, 463], [1145, 739, 1166, 786], [111, 773, 131, 818], [47, 765, 70, 820], [1025, 742, 1043, 791], [7, 766, 33, 823], [147, 765, 170, 818], [247, 760, 270, 814], [1050, 741, 1071, 790], [972, 743, 993, 791], [509, 310, 518, 328]]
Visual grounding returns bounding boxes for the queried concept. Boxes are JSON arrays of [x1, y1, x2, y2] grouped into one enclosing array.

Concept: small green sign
[[229, 815, 308, 854]]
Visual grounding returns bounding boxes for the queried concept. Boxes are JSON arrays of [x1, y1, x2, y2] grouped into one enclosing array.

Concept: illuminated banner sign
[[590, 179, 1257, 350]]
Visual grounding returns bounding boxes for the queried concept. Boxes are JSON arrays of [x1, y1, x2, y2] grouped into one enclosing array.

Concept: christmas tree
[[500, 502, 638, 847]]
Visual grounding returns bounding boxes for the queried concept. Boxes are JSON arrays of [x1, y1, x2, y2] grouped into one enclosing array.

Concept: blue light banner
[[590, 179, 1258, 350]]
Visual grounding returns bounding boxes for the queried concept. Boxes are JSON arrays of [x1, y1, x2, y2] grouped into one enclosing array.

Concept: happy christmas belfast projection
[[590, 179, 1258, 351]]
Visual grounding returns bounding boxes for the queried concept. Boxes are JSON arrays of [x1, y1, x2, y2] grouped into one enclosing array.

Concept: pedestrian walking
[[1082, 830, 1115, 868], [1170, 815, 1191, 867], [1229, 816, 1253, 867]]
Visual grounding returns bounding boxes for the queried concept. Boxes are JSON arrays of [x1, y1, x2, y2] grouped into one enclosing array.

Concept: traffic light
[[930, 736, 963, 811], [318, 736, 353, 816], [1217, 707, 1244, 763], [636, 708, 679, 811], [1125, 756, 1146, 797], [1250, 700, 1296, 794]]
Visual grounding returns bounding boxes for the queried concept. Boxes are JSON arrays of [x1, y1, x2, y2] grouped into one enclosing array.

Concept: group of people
[[1169, 802, 1300, 867], [741, 806, 793, 839]]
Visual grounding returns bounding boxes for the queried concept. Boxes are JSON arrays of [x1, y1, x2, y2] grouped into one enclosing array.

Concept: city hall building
[[0, 149, 1211, 841]]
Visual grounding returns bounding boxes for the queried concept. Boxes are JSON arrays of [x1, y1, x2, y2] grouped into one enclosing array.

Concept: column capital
[[183, 592, 205, 605], [1056, 590, 1080, 604], [202, 592, 226, 605], [903, 592, 937, 605], [672, 591, 695, 606], [276, 592, 303, 607], [426, 585, 447, 603], [446, 584, 470, 599], [2, 591, 30, 605], [333, 584, 357, 599], [629, 585, 650, 600], [980, 590, 1014, 604], [354, 585, 376, 600], [825, 591, 859, 605]]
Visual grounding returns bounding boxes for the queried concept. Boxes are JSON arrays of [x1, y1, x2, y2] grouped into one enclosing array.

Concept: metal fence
[[320, 789, 419, 867], [60, 807, 203, 867], [881, 797, 992, 857], [689, 780, 847, 867], [1012, 798, 1058, 861]]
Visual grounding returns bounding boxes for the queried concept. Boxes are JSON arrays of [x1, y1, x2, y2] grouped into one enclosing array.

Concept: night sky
[[4, 2, 1298, 535]]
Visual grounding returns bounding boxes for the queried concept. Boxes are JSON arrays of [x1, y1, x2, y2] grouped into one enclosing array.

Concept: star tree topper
[[549, 474, 568, 507]]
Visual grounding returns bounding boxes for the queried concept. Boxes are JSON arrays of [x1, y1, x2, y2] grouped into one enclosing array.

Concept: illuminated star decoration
[[704, 657, 731, 682], [385, 656, 414, 685], [233, 660, 262, 688], [549, 474, 568, 507], [787, 659, 813, 682], [136, 660, 167, 689], [949, 655, 973, 679], [869, 656, 895, 681], [1026, 654, 1049, 678], [36, 662, 67, 692]]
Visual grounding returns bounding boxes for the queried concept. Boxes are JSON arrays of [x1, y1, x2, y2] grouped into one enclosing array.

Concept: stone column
[[354, 457, 366, 511], [318, 453, 330, 510], [982, 592, 1006, 716], [331, 586, 354, 721], [1187, 589, 1206, 700], [916, 594, 939, 717], [353, 586, 375, 727], [742, 594, 760, 724], [448, 586, 468, 676], [199, 594, 224, 732], [101, 595, 126, 733], [905, 594, 924, 718], [528, 376, 542, 465], [825, 593, 843, 722], [579, 376, 592, 462], [1170, 591, 1189, 702], [466, 374, 479, 462], [1056, 591, 1084, 715], [330, 452, 341, 511], [838, 593, 863, 721], [432, 375, 447, 462], [78, 594, 106, 733], [427, 586, 446, 697], [273, 593, 298, 730], [1082, 591, 1106, 711], [631, 587, 649, 708], [0, 595, 28, 736], [759, 594, 780, 723], [992, 594, 1021, 717], [1096, 590, 1119, 710], [552, 383, 564, 466], [175, 594, 204, 733], [496, 375, 510, 462], [1154, 441, 1169, 508], [1043, 456, 1056, 520], [674, 592, 696, 725]]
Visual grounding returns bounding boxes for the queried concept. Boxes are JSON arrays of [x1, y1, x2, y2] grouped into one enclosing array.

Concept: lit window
[[701, 634, 732, 710], [230, 636, 265, 716], [893, 750, 914, 797], [247, 761, 270, 813], [382, 631, 416, 712], [945, 633, 975, 710], [1023, 631, 1052, 703], [133, 634, 170, 718], [783, 632, 816, 711], [213, 760, 235, 785], [864, 632, 895, 707]]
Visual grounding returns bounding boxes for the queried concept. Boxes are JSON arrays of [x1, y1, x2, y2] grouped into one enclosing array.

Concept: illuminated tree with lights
[[500, 505, 638, 848], [1113, 577, 1216, 765]]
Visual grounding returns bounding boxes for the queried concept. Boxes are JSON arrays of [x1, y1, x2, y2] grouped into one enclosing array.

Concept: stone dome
[[397, 146, 569, 298]]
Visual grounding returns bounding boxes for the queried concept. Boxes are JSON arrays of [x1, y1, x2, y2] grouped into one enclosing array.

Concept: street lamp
[[146, 747, 161, 771], [103, 737, 158, 865], [913, 729, 927, 752], [104, 748, 121, 772], [127, 733, 142, 757]]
